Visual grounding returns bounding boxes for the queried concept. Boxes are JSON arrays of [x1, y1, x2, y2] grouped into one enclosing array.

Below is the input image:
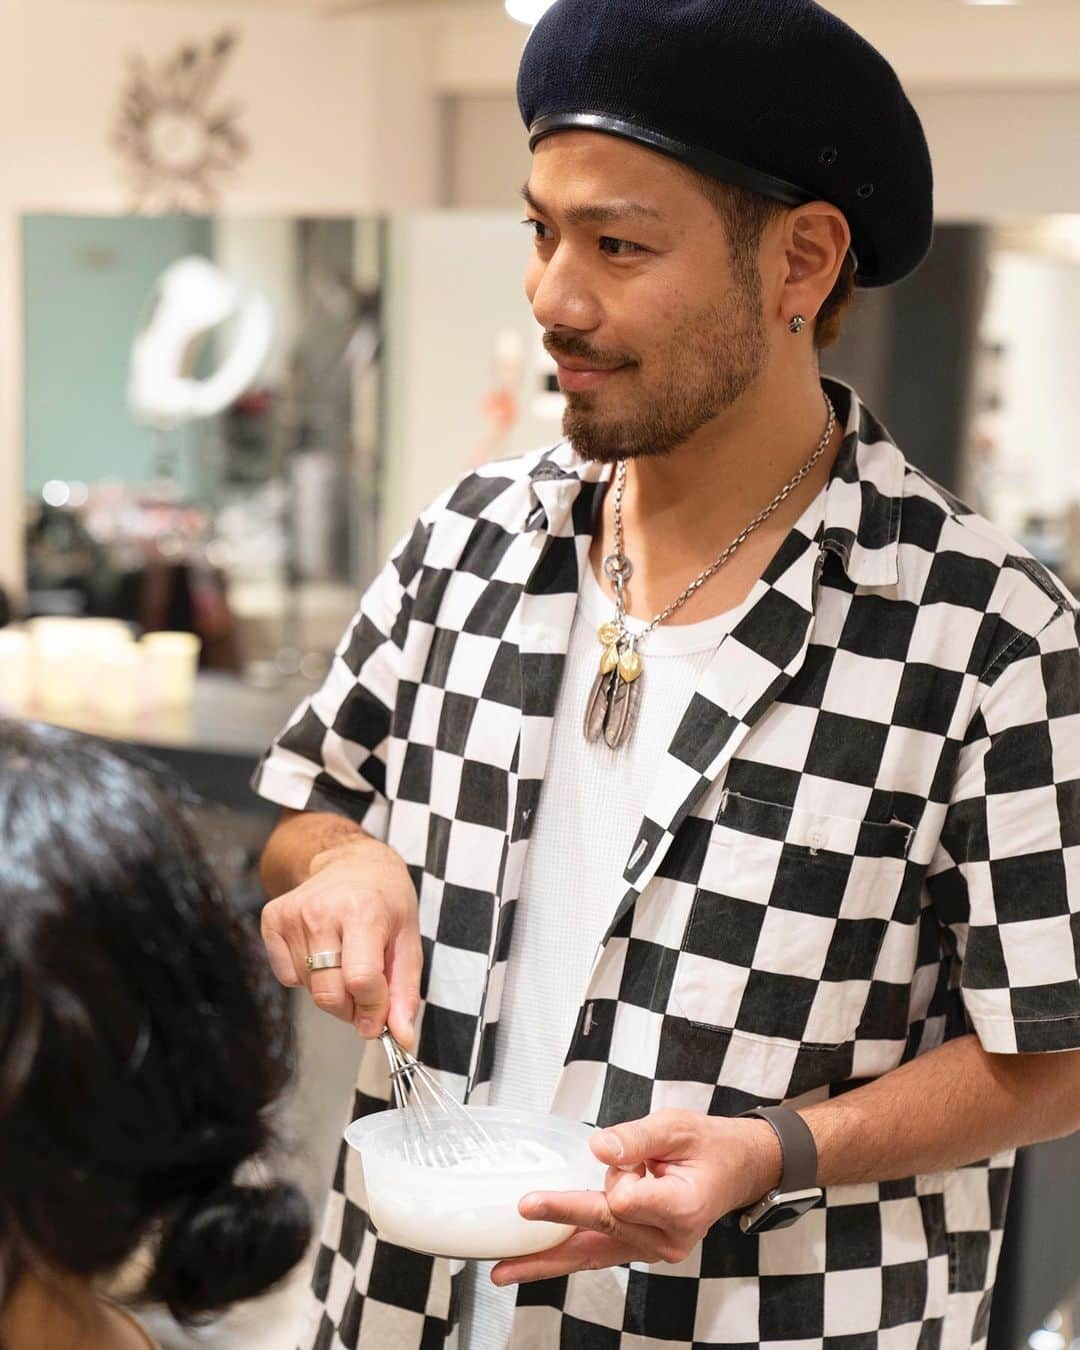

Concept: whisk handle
[[379, 1028, 413, 1110]]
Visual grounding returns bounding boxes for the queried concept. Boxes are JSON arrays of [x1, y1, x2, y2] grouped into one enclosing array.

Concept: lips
[[554, 362, 629, 393]]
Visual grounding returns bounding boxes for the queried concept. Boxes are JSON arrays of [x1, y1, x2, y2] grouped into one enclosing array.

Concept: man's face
[[523, 131, 771, 464]]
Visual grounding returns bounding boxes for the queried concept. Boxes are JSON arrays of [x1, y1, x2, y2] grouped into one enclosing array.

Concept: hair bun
[[149, 1180, 311, 1322]]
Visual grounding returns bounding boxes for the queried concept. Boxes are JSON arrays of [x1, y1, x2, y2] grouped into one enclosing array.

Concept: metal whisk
[[379, 1029, 501, 1168]]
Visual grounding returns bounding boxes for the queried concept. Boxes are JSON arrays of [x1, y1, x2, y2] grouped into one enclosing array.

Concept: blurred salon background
[[0, 1, 1078, 1346]]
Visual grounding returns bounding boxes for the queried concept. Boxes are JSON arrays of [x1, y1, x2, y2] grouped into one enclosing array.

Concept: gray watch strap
[[742, 1106, 818, 1192]]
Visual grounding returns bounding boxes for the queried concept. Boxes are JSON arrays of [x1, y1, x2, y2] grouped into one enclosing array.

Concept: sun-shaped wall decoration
[[113, 30, 248, 214]]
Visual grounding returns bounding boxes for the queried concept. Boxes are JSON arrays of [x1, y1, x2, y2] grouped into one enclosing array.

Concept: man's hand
[[260, 835, 422, 1048], [492, 1109, 782, 1285]]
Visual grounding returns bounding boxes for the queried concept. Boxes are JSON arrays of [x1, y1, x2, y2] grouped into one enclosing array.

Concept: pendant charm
[[617, 646, 643, 683], [584, 667, 616, 742], [597, 621, 621, 646], [604, 664, 642, 748], [584, 627, 644, 748]]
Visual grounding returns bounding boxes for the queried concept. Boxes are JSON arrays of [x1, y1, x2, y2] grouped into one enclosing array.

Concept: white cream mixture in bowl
[[344, 1106, 606, 1259]]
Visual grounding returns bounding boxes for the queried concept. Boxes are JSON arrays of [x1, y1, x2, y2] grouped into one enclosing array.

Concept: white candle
[[80, 622, 136, 716], [142, 631, 201, 708], [29, 618, 84, 713], [98, 643, 143, 726], [0, 629, 33, 711], [28, 618, 134, 714]]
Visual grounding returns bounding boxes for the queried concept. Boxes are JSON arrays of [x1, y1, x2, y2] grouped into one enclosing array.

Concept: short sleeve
[[251, 517, 431, 842], [926, 607, 1080, 1053]]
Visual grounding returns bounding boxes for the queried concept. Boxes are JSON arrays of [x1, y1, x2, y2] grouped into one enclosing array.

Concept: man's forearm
[[258, 809, 374, 897], [797, 1034, 1080, 1189]]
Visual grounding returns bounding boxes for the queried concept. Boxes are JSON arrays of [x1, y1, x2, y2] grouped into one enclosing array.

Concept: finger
[[385, 926, 423, 1052], [492, 1231, 638, 1286], [303, 928, 354, 1024], [604, 1168, 694, 1228], [518, 1188, 614, 1233], [287, 935, 313, 991], [261, 909, 301, 988], [592, 1111, 695, 1168], [520, 1187, 670, 1250], [517, 1187, 662, 1243], [266, 895, 313, 991], [341, 914, 390, 1037]]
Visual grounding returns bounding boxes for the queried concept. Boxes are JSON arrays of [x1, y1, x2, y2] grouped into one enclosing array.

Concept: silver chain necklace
[[584, 392, 837, 749]]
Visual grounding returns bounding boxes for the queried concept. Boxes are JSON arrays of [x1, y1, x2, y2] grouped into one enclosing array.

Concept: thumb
[[385, 926, 423, 1052], [592, 1112, 694, 1167]]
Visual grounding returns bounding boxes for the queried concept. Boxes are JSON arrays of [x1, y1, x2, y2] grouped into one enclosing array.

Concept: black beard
[[561, 291, 768, 464]]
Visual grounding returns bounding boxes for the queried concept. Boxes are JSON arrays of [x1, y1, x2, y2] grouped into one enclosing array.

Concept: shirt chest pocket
[[670, 791, 915, 1050]]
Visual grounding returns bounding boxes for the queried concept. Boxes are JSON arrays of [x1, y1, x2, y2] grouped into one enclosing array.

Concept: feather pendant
[[604, 668, 642, 749], [584, 667, 615, 742]]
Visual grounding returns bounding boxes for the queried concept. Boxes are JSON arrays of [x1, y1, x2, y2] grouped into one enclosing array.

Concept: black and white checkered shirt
[[254, 378, 1080, 1350]]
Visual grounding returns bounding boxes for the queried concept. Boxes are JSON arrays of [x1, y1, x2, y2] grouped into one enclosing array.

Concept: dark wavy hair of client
[[0, 719, 311, 1327]]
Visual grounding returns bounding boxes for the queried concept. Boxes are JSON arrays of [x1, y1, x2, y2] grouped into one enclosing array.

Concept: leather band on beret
[[529, 112, 812, 208], [529, 111, 861, 275]]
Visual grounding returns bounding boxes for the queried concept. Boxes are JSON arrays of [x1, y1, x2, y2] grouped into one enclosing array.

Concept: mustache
[[543, 335, 637, 368]]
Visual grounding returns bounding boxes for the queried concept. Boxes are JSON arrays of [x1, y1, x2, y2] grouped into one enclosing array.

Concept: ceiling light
[[963, 1, 1019, 7], [506, 0, 558, 24]]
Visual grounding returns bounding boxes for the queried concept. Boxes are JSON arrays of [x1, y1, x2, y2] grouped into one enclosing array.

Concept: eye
[[599, 236, 645, 258], [522, 218, 551, 244]]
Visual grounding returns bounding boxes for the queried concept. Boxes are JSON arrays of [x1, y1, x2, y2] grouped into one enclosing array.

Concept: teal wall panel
[[22, 213, 213, 495]]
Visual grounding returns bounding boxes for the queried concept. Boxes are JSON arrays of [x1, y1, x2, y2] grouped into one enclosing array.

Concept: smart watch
[[738, 1105, 823, 1235]]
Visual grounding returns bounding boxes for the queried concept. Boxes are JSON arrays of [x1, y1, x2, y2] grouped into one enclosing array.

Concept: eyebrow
[[520, 182, 663, 227]]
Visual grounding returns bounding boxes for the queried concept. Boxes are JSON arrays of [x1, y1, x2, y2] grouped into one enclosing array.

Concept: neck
[[627, 369, 837, 543], [0, 1269, 107, 1350], [592, 368, 843, 623]]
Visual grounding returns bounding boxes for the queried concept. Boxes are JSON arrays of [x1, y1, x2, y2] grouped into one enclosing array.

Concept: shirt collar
[[818, 377, 903, 587], [528, 376, 904, 588]]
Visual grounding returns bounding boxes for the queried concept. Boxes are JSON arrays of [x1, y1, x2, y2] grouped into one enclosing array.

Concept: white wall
[[382, 211, 561, 557], [0, 0, 443, 597], [212, 219, 300, 386], [6, 0, 1080, 597], [445, 95, 531, 210], [980, 249, 1080, 529], [434, 0, 1080, 95], [443, 87, 1080, 222], [433, 2, 1080, 222], [0, 1, 440, 217], [918, 89, 1080, 221]]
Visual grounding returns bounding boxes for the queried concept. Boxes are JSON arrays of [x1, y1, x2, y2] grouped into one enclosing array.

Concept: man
[[254, 2, 1080, 1347]]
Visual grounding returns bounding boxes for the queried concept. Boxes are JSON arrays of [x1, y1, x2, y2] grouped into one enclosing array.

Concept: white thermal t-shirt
[[461, 562, 749, 1348]]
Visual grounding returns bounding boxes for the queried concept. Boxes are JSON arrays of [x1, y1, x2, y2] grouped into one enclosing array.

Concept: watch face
[[757, 1201, 813, 1231], [741, 1189, 823, 1235]]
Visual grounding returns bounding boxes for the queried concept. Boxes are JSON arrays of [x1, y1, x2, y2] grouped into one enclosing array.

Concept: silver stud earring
[[788, 315, 807, 335]]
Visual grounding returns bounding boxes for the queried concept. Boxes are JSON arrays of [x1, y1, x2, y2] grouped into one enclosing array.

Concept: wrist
[[729, 1117, 784, 1210], [308, 833, 385, 878]]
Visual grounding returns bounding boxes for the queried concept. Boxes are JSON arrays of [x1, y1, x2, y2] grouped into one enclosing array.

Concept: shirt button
[[807, 828, 826, 851]]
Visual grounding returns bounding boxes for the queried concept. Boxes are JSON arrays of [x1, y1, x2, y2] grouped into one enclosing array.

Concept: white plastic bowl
[[344, 1106, 606, 1259]]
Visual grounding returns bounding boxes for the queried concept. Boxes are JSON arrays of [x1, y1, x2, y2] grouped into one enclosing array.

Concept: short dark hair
[[691, 171, 858, 351], [0, 721, 311, 1324]]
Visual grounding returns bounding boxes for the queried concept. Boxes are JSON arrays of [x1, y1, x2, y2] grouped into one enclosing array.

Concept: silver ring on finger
[[306, 949, 343, 972]]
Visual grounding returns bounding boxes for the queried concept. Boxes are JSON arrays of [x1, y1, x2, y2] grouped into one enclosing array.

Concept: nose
[[526, 244, 603, 336]]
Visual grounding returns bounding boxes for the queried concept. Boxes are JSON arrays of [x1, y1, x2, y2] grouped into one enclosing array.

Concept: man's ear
[[781, 203, 851, 321]]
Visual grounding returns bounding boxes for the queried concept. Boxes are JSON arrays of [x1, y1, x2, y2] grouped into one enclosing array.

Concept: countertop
[[9, 671, 311, 758], [5, 672, 314, 811]]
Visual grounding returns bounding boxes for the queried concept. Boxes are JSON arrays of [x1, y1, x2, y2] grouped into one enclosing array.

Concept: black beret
[[517, 0, 934, 288]]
